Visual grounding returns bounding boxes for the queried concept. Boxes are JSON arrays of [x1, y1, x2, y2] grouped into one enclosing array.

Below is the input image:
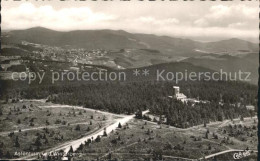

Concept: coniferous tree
[[14, 136, 20, 147], [118, 122, 122, 128]]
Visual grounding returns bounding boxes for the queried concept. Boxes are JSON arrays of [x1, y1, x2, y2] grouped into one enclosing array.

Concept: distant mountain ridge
[[2, 27, 258, 57], [2, 27, 258, 85]]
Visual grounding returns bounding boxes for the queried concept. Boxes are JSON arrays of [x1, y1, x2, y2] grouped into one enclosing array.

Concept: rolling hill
[[2, 27, 258, 57], [1, 27, 258, 84], [182, 53, 258, 85]]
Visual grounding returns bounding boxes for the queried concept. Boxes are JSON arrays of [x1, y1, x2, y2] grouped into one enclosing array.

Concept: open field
[[0, 100, 120, 159], [0, 100, 257, 160], [73, 117, 257, 160]]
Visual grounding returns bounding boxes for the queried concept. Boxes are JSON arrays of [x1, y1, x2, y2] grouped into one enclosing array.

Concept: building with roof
[[173, 86, 187, 102], [170, 86, 209, 104]]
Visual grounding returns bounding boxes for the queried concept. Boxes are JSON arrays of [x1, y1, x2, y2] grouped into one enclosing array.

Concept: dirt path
[[0, 121, 99, 136], [12, 100, 257, 160], [38, 104, 126, 118], [17, 110, 149, 160], [144, 114, 257, 132], [100, 142, 139, 159]]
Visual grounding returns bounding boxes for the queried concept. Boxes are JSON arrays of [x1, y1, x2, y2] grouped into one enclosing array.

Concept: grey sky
[[2, 0, 258, 42]]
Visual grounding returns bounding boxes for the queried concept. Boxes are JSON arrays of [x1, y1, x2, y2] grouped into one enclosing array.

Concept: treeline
[[148, 99, 254, 128], [4, 80, 257, 127]]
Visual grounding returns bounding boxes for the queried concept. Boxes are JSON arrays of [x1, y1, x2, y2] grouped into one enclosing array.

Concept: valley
[[0, 27, 258, 160], [1, 27, 258, 84]]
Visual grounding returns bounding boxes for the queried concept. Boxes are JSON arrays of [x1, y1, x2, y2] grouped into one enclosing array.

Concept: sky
[[2, 0, 259, 42]]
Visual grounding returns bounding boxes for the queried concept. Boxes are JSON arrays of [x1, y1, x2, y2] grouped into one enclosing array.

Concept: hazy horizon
[[2, 26, 258, 44], [2, 1, 258, 43]]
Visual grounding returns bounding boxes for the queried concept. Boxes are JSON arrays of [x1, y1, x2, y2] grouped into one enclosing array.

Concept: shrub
[[75, 125, 80, 131], [95, 136, 101, 142]]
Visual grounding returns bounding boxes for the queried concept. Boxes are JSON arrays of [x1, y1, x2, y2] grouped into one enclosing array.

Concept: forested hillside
[[3, 80, 257, 128]]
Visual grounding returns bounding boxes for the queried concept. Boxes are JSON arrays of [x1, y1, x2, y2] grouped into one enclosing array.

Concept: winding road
[[17, 108, 149, 160], [9, 100, 257, 160]]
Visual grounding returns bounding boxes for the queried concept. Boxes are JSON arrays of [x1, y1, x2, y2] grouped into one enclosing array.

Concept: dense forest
[[2, 80, 257, 128], [148, 99, 254, 128]]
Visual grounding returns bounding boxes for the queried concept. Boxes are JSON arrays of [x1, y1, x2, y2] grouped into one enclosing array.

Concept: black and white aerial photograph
[[0, 0, 259, 160]]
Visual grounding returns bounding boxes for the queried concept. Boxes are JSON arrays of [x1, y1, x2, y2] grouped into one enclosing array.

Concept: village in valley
[[0, 34, 258, 160], [1, 1, 259, 159]]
